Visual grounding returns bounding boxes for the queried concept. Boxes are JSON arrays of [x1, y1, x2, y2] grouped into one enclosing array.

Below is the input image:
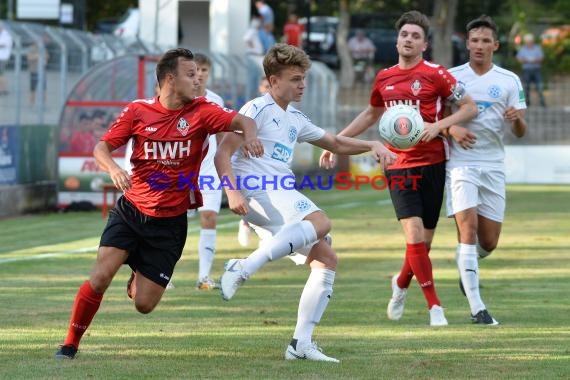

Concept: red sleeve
[[434, 66, 457, 100], [197, 101, 238, 134], [101, 104, 134, 149]]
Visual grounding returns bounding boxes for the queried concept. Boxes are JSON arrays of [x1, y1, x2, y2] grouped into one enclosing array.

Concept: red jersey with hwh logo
[[370, 59, 457, 169], [102, 96, 237, 217]]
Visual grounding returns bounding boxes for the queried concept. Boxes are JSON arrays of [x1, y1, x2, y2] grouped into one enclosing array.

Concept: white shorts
[[445, 166, 505, 222], [198, 189, 222, 213], [197, 161, 221, 213], [243, 189, 322, 263]]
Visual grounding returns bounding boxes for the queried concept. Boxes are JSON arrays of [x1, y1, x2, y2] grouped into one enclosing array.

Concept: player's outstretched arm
[[227, 114, 264, 158], [313, 133, 397, 168], [93, 141, 131, 191], [319, 105, 383, 169], [214, 132, 250, 216]]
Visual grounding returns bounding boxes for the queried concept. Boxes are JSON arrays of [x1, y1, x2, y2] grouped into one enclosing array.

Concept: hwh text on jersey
[[144, 140, 191, 160], [385, 99, 420, 112]]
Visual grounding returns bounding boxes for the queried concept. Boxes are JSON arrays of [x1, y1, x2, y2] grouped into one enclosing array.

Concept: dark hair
[[194, 53, 212, 67], [466, 15, 498, 41], [155, 48, 194, 85], [395, 10, 430, 40]]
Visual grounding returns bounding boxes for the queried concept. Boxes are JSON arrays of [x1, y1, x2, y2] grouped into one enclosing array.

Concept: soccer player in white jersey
[[446, 15, 527, 325], [215, 43, 396, 363]]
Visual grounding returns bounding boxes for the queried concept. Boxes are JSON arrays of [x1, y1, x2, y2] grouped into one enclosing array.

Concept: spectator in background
[[244, 14, 264, 56], [27, 42, 49, 105], [0, 22, 13, 96], [348, 29, 376, 62], [255, 0, 274, 32], [348, 30, 376, 82], [68, 112, 97, 154], [516, 33, 546, 107], [283, 13, 303, 48], [259, 23, 276, 54], [244, 14, 264, 100]]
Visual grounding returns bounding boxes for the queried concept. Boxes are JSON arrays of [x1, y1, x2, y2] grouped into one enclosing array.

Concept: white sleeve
[[510, 75, 526, 110], [297, 116, 326, 142]]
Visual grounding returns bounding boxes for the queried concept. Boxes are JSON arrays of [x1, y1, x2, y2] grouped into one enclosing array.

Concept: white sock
[[476, 243, 492, 259], [242, 221, 317, 275], [457, 243, 485, 315], [198, 229, 216, 280], [293, 268, 335, 346]]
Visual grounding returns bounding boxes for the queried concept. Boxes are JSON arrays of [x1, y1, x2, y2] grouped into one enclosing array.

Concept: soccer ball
[[378, 104, 424, 149]]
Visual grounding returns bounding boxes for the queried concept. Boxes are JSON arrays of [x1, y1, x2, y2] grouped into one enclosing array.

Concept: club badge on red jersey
[[411, 80, 422, 96], [177, 117, 190, 136]]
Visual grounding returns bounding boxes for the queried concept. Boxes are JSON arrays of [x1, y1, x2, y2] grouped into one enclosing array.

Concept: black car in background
[[300, 15, 467, 69]]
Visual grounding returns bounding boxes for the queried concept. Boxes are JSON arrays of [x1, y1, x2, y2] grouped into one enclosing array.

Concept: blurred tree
[[85, 0, 136, 32], [432, 0, 458, 68], [336, 0, 353, 88]]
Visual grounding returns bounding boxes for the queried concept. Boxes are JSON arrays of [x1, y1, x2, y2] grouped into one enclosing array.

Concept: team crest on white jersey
[[294, 199, 311, 212], [288, 126, 297, 142], [411, 80, 422, 96], [487, 85, 502, 98], [177, 117, 190, 136]]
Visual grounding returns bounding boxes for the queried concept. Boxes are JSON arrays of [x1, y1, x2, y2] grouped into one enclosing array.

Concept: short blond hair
[[263, 43, 311, 78]]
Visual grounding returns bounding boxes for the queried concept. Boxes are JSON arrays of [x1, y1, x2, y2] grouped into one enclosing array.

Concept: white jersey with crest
[[233, 93, 325, 185], [447, 63, 526, 169]]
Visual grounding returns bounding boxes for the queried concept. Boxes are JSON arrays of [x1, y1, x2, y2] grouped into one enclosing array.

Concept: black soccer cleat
[[471, 309, 499, 325], [55, 344, 77, 359]]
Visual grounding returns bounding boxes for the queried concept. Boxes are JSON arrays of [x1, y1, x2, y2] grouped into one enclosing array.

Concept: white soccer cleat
[[285, 341, 339, 363], [220, 259, 248, 301], [387, 274, 407, 320], [429, 305, 449, 326], [237, 220, 251, 247]]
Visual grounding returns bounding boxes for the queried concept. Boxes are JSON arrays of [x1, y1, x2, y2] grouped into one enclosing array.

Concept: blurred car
[[300, 15, 466, 69], [299, 16, 340, 68]]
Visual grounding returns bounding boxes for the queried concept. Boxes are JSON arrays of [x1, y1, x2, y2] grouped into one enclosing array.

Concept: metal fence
[[1, 19, 567, 157], [0, 20, 338, 132]]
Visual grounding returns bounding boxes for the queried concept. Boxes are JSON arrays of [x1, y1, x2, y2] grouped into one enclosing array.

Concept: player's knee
[[89, 272, 113, 293], [311, 215, 332, 239], [477, 241, 496, 258], [200, 211, 217, 227], [323, 249, 338, 269], [134, 301, 157, 314]]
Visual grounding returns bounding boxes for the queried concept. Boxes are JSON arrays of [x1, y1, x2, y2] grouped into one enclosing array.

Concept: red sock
[[397, 258, 414, 289], [63, 281, 103, 349], [406, 242, 440, 309]]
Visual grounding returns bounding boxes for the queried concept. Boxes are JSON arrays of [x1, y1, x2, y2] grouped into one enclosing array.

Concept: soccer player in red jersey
[[55, 48, 263, 359], [320, 11, 478, 326]]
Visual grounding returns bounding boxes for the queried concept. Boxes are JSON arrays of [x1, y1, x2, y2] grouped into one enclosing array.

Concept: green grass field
[[1, 185, 569, 379]]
